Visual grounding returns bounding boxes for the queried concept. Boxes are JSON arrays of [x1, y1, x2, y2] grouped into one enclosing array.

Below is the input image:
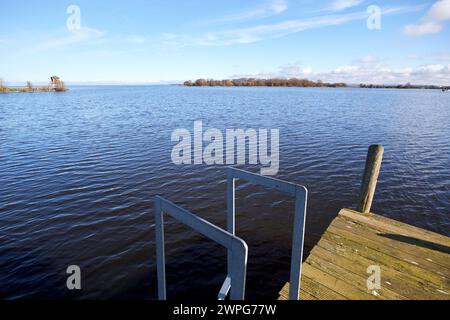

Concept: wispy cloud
[[328, 0, 365, 12], [404, 0, 450, 36], [231, 64, 313, 79], [30, 27, 105, 52], [207, 0, 288, 24], [22, 28, 150, 55], [163, 5, 423, 47]]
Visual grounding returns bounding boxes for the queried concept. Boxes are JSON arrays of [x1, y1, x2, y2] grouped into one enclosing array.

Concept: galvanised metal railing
[[154, 168, 307, 300], [220, 168, 307, 300], [154, 196, 248, 300]]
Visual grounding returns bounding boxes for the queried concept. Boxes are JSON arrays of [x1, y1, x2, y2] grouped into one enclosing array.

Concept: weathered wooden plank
[[306, 249, 406, 300], [321, 228, 448, 289], [279, 209, 450, 300], [301, 263, 379, 300], [279, 275, 347, 300], [339, 209, 450, 248], [279, 282, 316, 300], [313, 240, 448, 299], [332, 215, 450, 271]]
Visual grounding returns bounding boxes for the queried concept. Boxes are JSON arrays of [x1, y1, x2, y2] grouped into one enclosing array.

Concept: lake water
[[0, 86, 449, 300]]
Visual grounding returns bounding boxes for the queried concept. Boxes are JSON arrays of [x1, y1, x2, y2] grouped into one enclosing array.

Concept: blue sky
[[1, 0, 450, 85]]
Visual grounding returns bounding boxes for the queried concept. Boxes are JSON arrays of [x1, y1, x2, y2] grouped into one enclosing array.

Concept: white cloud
[[404, 0, 450, 35], [208, 0, 287, 24], [163, 5, 423, 47], [30, 27, 105, 52], [232, 57, 450, 86], [329, 0, 365, 12], [424, 0, 450, 21]]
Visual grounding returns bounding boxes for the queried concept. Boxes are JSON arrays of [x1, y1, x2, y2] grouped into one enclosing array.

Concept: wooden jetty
[[279, 145, 450, 300]]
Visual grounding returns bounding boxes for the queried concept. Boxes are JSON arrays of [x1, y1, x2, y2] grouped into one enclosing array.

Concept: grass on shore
[[0, 86, 67, 93]]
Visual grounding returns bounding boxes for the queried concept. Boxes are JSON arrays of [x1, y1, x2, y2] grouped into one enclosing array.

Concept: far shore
[[182, 78, 449, 91], [0, 87, 67, 93], [2, 79, 449, 92]]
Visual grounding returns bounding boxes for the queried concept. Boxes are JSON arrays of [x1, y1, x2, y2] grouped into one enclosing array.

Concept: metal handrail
[[154, 196, 248, 300], [221, 167, 308, 300]]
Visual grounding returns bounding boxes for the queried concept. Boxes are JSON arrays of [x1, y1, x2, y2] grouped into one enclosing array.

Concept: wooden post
[[358, 145, 384, 213]]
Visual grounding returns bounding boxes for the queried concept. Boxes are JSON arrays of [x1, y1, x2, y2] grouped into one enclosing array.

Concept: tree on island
[[359, 82, 442, 89], [184, 78, 347, 88]]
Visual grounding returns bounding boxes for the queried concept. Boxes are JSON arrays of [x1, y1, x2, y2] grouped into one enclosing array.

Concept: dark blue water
[[0, 86, 449, 300]]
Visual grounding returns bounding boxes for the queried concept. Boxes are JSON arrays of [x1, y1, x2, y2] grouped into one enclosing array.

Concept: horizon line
[[2, 79, 449, 87]]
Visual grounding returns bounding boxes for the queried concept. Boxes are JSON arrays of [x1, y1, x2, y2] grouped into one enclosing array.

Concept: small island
[[183, 78, 347, 88], [0, 76, 68, 93]]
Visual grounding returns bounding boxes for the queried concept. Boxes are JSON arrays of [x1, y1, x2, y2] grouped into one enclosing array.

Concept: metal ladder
[[154, 167, 308, 300]]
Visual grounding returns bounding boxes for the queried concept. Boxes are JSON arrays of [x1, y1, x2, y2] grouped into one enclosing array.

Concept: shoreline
[[0, 76, 67, 93], [2, 83, 448, 91], [182, 78, 449, 90], [0, 87, 68, 93]]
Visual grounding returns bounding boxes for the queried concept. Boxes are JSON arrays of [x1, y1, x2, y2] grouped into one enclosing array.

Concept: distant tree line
[[359, 83, 445, 90], [184, 78, 347, 88]]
